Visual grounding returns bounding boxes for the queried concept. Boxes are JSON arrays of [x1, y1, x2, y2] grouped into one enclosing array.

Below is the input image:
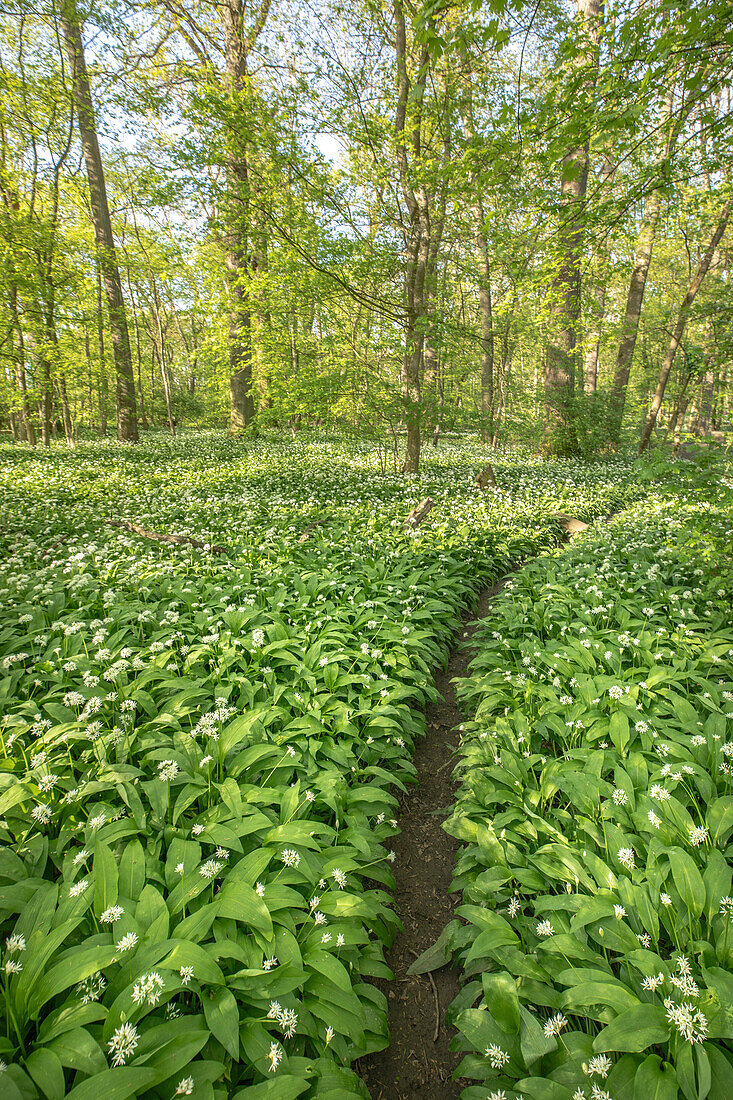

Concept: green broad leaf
[[407, 920, 458, 974], [138, 1026, 210, 1083], [464, 921, 519, 965], [25, 1048, 66, 1100], [456, 1007, 521, 1063], [94, 840, 118, 915], [217, 880, 273, 936], [230, 1076, 310, 1098], [158, 940, 225, 985], [482, 971, 520, 1034], [519, 1005, 556, 1067], [707, 1045, 733, 1097], [203, 987, 240, 1058], [610, 711, 630, 755], [593, 1005, 669, 1053], [65, 1067, 158, 1100], [14, 916, 84, 1020], [45, 1027, 107, 1075], [633, 1054, 679, 1099], [514, 1080, 574, 1100], [708, 796, 733, 847], [560, 980, 639, 1016], [118, 839, 146, 900], [37, 1000, 107, 1043], [304, 949, 353, 994], [668, 847, 705, 919], [27, 946, 118, 1019]]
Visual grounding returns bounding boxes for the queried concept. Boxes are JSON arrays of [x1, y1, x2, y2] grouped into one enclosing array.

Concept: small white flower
[[485, 1043, 510, 1068], [536, 919, 554, 937], [175, 1078, 194, 1095], [180, 966, 194, 984], [107, 1022, 139, 1066], [544, 1012, 568, 1037], [116, 932, 138, 953], [100, 905, 124, 923], [617, 847, 636, 870]]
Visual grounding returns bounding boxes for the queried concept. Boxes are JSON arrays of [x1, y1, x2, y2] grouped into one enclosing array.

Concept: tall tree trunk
[[221, 0, 267, 434], [96, 268, 108, 436], [59, 0, 138, 442], [458, 51, 494, 443], [394, 0, 435, 474], [583, 155, 615, 394], [543, 0, 603, 455], [639, 198, 731, 453]]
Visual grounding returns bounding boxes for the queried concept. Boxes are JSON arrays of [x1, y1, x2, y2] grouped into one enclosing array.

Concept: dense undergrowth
[[437, 476, 733, 1100], [0, 433, 647, 1099]]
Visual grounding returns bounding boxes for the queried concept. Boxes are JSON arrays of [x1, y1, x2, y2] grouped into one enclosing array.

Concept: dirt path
[[358, 583, 499, 1100]]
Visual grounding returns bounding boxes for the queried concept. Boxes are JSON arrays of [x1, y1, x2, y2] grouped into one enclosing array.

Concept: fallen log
[[107, 518, 228, 554], [403, 497, 435, 529], [549, 512, 589, 536], [475, 462, 497, 490]]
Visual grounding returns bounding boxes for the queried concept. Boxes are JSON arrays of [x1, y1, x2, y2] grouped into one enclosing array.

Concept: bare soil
[[358, 583, 499, 1100]]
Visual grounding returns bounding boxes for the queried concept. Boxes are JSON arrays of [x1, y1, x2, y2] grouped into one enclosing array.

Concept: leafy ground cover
[[438, 484, 733, 1100], [0, 434, 648, 1099]]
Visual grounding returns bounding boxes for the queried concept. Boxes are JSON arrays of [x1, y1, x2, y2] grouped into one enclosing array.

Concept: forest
[[1, 1, 733, 1099], [0, 0, 731, 462]]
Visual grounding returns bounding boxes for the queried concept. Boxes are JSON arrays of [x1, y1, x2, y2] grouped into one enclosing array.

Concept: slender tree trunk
[[8, 286, 36, 445], [59, 0, 138, 442], [583, 155, 615, 394], [96, 268, 108, 436], [57, 376, 74, 445], [126, 279, 148, 429], [639, 198, 731, 453], [543, 0, 603, 455], [222, 0, 254, 433], [609, 188, 664, 439], [84, 327, 95, 433]]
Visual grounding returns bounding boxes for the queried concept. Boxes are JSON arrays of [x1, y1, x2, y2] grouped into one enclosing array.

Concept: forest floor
[[359, 583, 502, 1099]]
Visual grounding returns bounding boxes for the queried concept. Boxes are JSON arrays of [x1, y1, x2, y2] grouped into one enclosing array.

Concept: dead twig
[[407, 947, 441, 1041], [107, 518, 228, 554]]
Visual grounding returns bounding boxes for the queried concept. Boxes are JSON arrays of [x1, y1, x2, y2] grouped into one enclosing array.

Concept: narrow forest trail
[[359, 582, 500, 1100]]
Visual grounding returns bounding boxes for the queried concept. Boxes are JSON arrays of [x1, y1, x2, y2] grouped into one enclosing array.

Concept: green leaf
[[593, 1005, 669, 1053], [28, 946, 118, 1018], [65, 1068, 158, 1100], [216, 880, 273, 936], [482, 971, 520, 1034], [668, 847, 705, 919], [708, 796, 733, 847], [25, 1048, 66, 1100], [633, 1054, 679, 1100], [118, 839, 146, 900], [94, 840, 118, 916], [202, 987, 239, 1058], [231, 1078, 310, 1099]]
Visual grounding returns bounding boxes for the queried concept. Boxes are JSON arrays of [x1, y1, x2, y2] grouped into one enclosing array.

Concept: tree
[[59, 0, 139, 441]]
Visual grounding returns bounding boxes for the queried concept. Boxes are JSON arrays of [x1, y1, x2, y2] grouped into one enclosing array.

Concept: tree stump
[[475, 463, 497, 490], [403, 497, 435, 529]]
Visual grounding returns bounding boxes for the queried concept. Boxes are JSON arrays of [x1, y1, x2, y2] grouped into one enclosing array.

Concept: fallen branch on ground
[[403, 497, 435, 528], [107, 518, 228, 554]]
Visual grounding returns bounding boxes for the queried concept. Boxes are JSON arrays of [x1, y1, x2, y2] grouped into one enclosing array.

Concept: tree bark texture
[[59, 0, 138, 442]]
